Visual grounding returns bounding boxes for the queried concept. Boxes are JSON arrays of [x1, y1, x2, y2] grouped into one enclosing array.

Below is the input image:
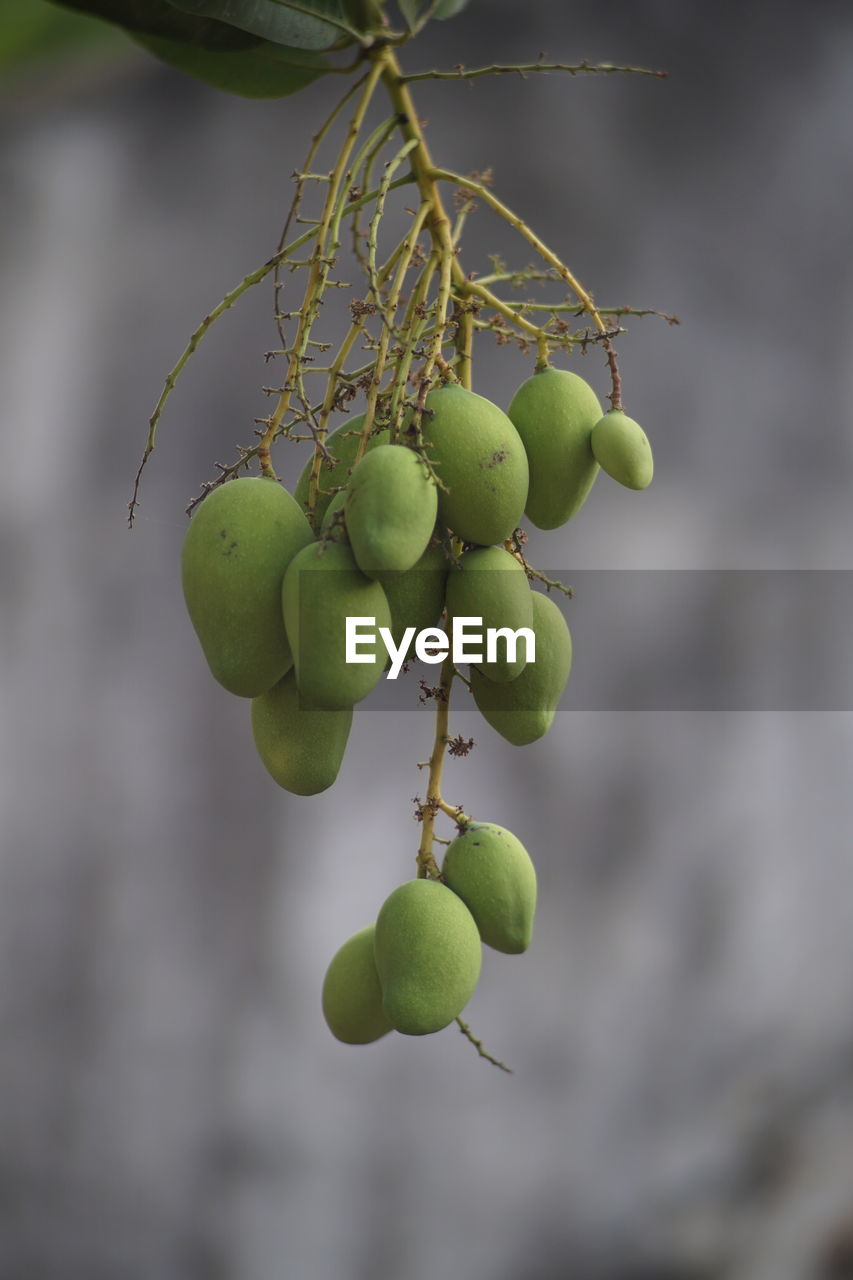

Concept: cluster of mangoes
[[322, 821, 537, 1042], [180, 366, 652, 1044]]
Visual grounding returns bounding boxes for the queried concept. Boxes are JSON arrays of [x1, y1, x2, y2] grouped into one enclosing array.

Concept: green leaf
[[0, 3, 119, 73], [341, 0, 384, 35], [397, 0, 419, 30], [395, 0, 469, 30], [163, 0, 359, 50], [132, 30, 330, 95], [432, 0, 469, 17], [47, 0, 262, 48]]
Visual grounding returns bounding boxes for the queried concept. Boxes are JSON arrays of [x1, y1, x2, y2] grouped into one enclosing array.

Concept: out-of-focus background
[[1, 2, 852, 1277]]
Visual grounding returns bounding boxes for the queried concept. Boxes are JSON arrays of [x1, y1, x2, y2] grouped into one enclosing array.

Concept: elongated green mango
[[591, 409, 654, 490], [251, 669, 352, 795], [442, 822, 537, 954], [322, 924, 393, 1045], [373, 542, 449, 662], [181, 476, 314, 697], [412, 384, 528, 546], [445, 545, 533, 682], [471, 591, 572, 745], [374, 879, 481, 1036], [345, 444, 438, 577], [507, 367, 602, 529], [282, 540, 390, 709], [294, 414, 389, 528]]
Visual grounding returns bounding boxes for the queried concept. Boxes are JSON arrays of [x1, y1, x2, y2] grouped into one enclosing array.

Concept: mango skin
[[507, 367, 602, 530], [345, 444, 438, 578], [471, 591, 572, 745], [294, 414, 389, 528], [181, 476, 314, 698], [591, 410, 654, 490], [414, 385, 529, 546], [374, 542, 449, 662], [445, 545, 533, 682], [322, 925, 393, 1045], [442, 822, 537, 954], [373, 879, 482, 1036], [282, 540, 391, 709], [251, 669, 352, 795]]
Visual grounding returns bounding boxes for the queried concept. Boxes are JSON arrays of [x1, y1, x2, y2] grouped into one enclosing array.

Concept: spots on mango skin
[[218, 529, 238, 557]]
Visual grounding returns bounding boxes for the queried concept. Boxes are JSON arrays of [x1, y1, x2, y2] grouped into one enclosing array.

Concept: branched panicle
[[145, 33, 669, 1072]]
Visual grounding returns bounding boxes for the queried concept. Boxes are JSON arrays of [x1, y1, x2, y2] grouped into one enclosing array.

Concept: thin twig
[[456, 1018, 513, 1073]]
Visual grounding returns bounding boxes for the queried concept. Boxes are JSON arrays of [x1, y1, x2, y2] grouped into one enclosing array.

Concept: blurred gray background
[[1, 2, 853, 1277]]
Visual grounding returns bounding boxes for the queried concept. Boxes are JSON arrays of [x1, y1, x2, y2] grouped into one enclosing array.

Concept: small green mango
[[442, 822, 537, 954], [470, 591, 572, 745], [411, 384, 529, 546], [322, 924, 393, 1045], [507, 367, 602, 529], [445, 545, 533, 682], [294, 414, 390, 528], [591, 409, 654, 490], [181, 476, 314, 697], [282, 540, 391, 709], [345, 444, 438, 577], [373, 879, 482, 1036], [319, 489, 349, 543], [251, 669, 352, 795], [373, 542, 449, 662]]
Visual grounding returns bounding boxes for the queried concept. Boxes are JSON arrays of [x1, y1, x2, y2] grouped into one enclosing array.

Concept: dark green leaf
[[164, 0, 358, 50], [132, 29, 330, 95], [47, 0, 262, 48]]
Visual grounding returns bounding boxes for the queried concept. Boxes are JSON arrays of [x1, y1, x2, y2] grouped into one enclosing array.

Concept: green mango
[[411, 384, 529, 546], [181, 476, 314, 697], [470, 591, 572, 745], [282, 540, 391, 709], [373, 542, 449, 664], [294, 414, 389, 528], [319, 488, 349, 543], [321, 924, 393, 1045], [373, 879, 482, 1036], [345, 444, 438, 577], [442, 822, 537, 954], [251, 669, 352, 795], [507, 367, 602, 529], [445, 545, 533, 682], [591, 410, 654, 490]]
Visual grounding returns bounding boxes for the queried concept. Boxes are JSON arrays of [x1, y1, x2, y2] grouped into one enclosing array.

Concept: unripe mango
[[507, 367, 602, 529], [373, 542, 449, 661], [412, 384, 528, 546], [591, 409, 654, 490], [442, 822, 537, 954], [282, 540, 390, 709], [345, 444, 438, 577], [471, 591, 572, 744], [373, 879, 482, 1036], [251, 669, 352, 795], [294, 414, 390, 527], [181, 476, 314, 697], [322, 924, 393, 1045], [445, 545, 533, 682]]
